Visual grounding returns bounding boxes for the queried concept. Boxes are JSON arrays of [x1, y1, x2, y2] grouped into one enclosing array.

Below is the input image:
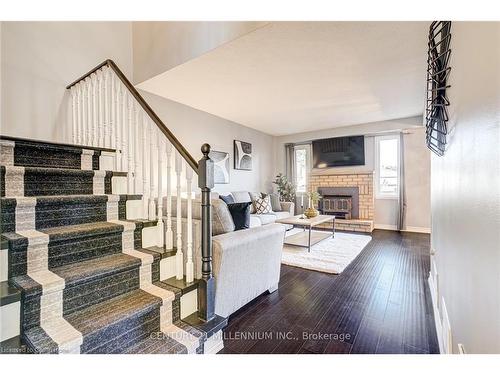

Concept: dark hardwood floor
[[219, 229, 439, 354]]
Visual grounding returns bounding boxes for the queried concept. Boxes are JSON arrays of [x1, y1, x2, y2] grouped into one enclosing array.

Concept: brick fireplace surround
[[309, 172, 374, 233]]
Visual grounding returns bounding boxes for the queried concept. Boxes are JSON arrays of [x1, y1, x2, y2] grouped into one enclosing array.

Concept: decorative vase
[[304, 207, 319, 218]]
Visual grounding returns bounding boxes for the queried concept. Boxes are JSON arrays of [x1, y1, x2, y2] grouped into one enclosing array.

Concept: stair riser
[[7, 231, 124, 278], [48, 231, 123, 269], [36, 200, 108, 230], [15, 255, 161, 331], [20, 266, 141, 331], [0, 169, 114, 197], [79, 304, 160, 354], [1, 195, 143, 233], [1, 197, 109, 232], [93, 313, 161, 354], [6, 223, 156, 279], [22, 294, 41, 332], [63, 268, 140, 316]]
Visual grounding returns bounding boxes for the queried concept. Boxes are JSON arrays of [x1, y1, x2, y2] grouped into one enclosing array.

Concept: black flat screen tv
[[312, 136, 365, 168]]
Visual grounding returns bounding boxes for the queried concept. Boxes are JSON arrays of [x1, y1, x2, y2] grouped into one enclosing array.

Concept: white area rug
[[282, 229, 372, 274]]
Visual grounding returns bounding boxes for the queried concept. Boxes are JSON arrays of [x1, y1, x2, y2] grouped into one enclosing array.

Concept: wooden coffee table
[[276, 214, 335, 252]]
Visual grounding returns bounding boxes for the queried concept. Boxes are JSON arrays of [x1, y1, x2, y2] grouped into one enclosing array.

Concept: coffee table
[[276, 214, 335, 252]]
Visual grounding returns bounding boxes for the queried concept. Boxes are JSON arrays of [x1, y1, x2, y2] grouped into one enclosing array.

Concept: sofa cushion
[[251, 213, 277, 225], [249, 216, 262, 228], [226, 202, 251, 230], [273, 211, 292, 220], [254, 196, 273, 214], [219, 194, 234, 204]]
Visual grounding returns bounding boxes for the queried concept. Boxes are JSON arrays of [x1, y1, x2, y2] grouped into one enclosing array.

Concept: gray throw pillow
[[267, 193, 282, 212]]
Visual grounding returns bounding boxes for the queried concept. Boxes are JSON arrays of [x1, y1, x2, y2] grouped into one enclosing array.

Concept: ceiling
[[137, 22, 429, 136]]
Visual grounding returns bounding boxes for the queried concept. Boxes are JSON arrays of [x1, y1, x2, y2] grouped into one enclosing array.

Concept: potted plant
[[304, 191, 321, 218], [272, 173, 296, 202]]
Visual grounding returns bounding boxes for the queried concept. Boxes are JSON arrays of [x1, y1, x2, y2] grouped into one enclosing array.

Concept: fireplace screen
[[320, 196, 353, 219]]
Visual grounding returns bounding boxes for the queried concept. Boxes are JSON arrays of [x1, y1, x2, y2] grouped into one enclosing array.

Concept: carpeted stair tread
[[0, 135, 116, 154], [41, 221, 124, 239], [0, 135, 113, 171], [64, 289, 161, 353], [124, 334, 187, 354], [65, 289, 160, 330], [52, 253, 141, 286]]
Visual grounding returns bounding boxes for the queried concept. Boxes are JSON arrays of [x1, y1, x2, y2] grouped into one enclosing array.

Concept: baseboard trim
[[374, 224, 431, 234], [374, 224, 397, 231], [405, 226, 431, 234], [428, 274, 443, 354]]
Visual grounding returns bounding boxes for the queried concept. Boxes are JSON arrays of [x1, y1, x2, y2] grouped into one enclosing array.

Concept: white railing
[[67, 63, 197, 283]]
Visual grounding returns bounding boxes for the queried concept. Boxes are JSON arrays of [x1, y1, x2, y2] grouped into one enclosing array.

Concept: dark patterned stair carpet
[[1, 136, 204, 354]]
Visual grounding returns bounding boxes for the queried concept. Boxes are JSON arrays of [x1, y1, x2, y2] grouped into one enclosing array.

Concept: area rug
[[281, 229, 372, 274]]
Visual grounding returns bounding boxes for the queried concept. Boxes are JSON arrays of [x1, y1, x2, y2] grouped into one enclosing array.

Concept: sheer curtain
[[397, 132, 407, 231]]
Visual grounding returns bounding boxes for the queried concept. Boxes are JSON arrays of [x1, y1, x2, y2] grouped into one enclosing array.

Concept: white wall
[[431, 22, 500, 353], [1, 22, 133, 142], [132, 22, 266, 84], [140, 90, 275, 194], [273, 116, 430, 229]]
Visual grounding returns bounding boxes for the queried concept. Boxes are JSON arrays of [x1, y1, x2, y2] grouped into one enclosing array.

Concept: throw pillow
[[219, 194, 235, 204], [254, 196, 272, 214], [249, 192, 263, 214], [226, 202, 251, 230], [266, 193, 282, 212]]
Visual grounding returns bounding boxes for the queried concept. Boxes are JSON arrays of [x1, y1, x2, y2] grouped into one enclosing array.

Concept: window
[[294, 145, 310, 193], [375, 135, 399, 199]]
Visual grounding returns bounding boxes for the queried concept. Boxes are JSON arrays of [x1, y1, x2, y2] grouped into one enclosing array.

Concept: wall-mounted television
[[312, 135, 365, 168]]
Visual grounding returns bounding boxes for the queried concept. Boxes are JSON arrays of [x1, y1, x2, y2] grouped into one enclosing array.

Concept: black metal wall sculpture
[[426, 21, 452, 156]]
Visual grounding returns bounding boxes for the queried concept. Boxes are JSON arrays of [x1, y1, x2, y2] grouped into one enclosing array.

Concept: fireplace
[[318, 187, 360, 219], [321, 196, 353, 219]]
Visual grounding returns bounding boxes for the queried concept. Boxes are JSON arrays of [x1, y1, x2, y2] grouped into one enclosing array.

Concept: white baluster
[[165, 142, 173, 250], [91, 74, 98, 147], [71, 88, 77, 144], [121, 89, 128, 173], [110, 70, 116, 151], [134, 107, 141, 194], [97, 71, 104, 148], [85, 77, 92, 146], [142, 118, 149, 218], [127, 95, 134, 193], [157, 135, 165, 247], [175, 152, 184, 280], [185, 164, 194, 283], [148, 123, 156, 220], [82, 79, 88, 146], [104, 68, 111, 149], [76, 83, 82, 145], [114, 80, 122, 170]]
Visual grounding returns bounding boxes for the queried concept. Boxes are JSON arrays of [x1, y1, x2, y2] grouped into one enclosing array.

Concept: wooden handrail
[[66, 59, 199, 172]]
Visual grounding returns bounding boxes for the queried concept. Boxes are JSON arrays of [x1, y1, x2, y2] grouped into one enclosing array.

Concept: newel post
[[197, 143, 215, 322]]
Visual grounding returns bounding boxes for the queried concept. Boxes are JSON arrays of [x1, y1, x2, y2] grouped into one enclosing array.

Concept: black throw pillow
[[226, 202, 251, 230], [219, 194, 235, 204]]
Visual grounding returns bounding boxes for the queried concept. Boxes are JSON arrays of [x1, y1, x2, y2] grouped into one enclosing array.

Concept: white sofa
[[165, 191, 294, 317]]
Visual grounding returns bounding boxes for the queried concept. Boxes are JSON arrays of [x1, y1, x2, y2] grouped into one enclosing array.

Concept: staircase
[[0, 60, 224, 354]]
